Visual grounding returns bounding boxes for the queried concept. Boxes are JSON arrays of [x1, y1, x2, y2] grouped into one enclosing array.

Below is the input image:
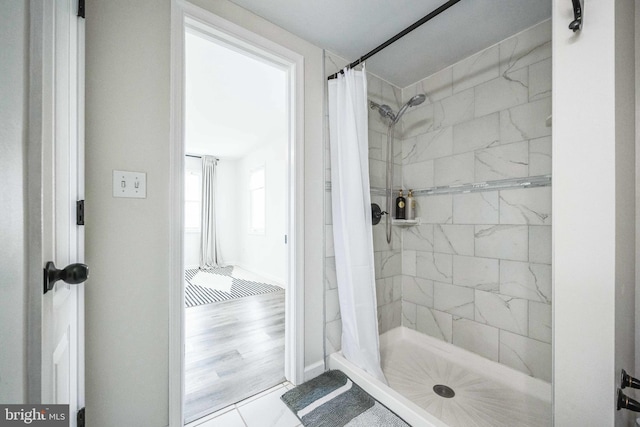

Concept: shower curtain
[[328, 65, 386, 383], [200, 155, 222, 269]]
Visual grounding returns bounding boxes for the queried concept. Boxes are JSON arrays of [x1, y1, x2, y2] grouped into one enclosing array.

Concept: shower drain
[[433, 384, 455, 398]]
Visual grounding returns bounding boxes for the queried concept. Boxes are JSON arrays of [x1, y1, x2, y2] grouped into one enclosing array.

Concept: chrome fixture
[[369, 94, 426, 243]]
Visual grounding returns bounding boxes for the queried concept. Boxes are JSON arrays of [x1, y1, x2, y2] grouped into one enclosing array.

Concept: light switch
[[113, 170, 146, 198]]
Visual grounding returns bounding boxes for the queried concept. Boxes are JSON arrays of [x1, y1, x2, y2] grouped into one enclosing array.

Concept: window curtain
[[200, 156, 223, 269], [328, 65, 386, 383]]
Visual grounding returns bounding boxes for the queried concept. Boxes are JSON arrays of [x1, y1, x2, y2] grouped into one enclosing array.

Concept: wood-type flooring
[[184, 290, 285, 424]]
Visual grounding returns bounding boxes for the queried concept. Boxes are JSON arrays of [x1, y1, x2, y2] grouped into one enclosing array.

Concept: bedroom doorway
[[176, 12, 298, 425]]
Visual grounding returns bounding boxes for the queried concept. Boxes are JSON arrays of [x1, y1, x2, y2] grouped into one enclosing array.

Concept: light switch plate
[[113, 170, 146, 198]]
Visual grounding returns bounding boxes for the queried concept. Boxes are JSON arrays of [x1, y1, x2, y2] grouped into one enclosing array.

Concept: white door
[[41, 0, 85, 424]]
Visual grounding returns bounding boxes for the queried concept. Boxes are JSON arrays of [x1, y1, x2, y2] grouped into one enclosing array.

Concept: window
[[249, 166, 265, 234], [185, 170, 201, 231]]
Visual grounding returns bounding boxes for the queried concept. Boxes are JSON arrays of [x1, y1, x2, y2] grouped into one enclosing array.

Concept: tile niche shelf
[[392, 218, 420, 227]]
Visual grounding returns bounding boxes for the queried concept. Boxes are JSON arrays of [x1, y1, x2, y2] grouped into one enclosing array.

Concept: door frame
[[169, 1, 305, 424]]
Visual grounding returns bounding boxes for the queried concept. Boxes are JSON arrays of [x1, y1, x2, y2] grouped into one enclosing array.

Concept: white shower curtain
[[328, 65, 386, 383], [200, 156, 223, 269]]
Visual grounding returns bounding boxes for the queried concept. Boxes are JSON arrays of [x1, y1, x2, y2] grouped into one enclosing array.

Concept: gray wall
[[0, 0, 28, 404], [85, 1, 171, 425], [85, 0, 324, 425]]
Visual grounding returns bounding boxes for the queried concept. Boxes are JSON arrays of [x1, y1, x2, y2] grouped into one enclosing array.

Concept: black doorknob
[[44, 261, 89, 294]]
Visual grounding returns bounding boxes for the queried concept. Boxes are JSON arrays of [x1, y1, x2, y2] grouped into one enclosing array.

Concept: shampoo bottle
[[396, 189, 406, 219], [406, 189, 415, 220]]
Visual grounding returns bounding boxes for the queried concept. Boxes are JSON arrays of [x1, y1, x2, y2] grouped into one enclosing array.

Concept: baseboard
[[234, 263, 285, 288], [303, 360, 326, 382]]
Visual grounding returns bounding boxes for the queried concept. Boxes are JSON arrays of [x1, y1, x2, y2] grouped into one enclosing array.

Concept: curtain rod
[[327, 0, 462, 80], [185, 154, 219, 161]]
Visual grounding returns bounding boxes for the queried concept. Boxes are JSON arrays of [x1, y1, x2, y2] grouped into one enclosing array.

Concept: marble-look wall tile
[[434, 224, 475, 256], [402, 103, 434, 138], [381, 80, 402, 109], [402, 301, 417, 329], [433, 88, 475, 129], [452, 45, 500, 94], [417, 306, 453, 342], [403, 160, 434, 189], [403, 224, 434, 252], [325, 318, 342, 355], [403, 127, 453, 163], [325, 225, 335, 257], [372, 217, 401, 251], [475, 225, 528, 261], [418, 195, 453, 224], [434, 282, 474, 319], [434, 152, 474, 186], [368, 72, 402, 110], [499, 19, 552, 75], [474, 290, 528, 335], [528, 58, 552, 101], [452, 255, 499, 291], [452, 318, 499, 361], [325, 190, 333, 225], [325, 256, 337, 290], [529, 136, 552, 176], [368, 159, 386, 188], [379, 250, 402, 278], [529, 225, 552, 265], [374, 252, 381, 278], [499, 330, 551, 382], [529, 301, 551, 343], [416, 252, 453, 283], [500, 260, 551, 303], [368, 130, 385, 161], [474, 67, 529, 117], [376, 276, 402, 306], [500, 97, 552, 144], [378, 300, 402, 334], [453, 192, 499, 224], [402, 275, 434, 307], [499, 187, 551, 225], [452, 113, 500, 154], [475, 141, 529, 181], [402, 250, 417, 277], [405, 67, 453, 104], [367, 73, 384, 103], [325, 288, 341, 322]]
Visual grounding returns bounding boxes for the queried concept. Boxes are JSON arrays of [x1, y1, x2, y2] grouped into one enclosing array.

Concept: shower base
[[330, 327, 551, 427]]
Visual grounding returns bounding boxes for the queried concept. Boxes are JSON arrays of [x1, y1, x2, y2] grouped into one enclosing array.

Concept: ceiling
[[227, 0, 551, 88], [185, 31, 287, 158]]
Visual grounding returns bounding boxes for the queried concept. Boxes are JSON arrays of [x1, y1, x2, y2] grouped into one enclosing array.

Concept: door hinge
[[77, 0, 85, 18], [77, 407, 85, 427], [77, 200, 85, 225]]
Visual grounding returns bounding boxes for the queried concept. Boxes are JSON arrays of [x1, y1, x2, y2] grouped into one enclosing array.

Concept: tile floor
[[186, 382, 302, 427]]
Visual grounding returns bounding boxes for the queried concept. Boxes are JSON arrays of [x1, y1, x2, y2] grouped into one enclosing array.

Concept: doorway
[[182, 28, 289, 423], [170, 6, 304, 425]]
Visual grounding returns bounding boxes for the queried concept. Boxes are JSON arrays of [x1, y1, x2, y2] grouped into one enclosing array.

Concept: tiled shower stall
[[324, 20, 552, 382]]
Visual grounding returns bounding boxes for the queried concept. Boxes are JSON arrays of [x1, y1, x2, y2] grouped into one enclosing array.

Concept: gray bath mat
[[281, 370, 409, 427]]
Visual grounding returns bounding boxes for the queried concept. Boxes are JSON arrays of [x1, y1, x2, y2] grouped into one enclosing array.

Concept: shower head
[[395, 94, 427, 123], [408, 94, 426, 106]]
